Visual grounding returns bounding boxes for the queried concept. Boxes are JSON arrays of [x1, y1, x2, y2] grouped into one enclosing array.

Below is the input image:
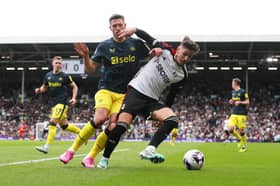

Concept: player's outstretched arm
[[74, 43, 99, 74], [235, 99, 250, 106], [118, 27, 158, 48], [117, 27, 137, 38], [135, 28, 175, 56], [118, 27, 163, 57], [134, 28, 158, 47], [69, 82, 78, 106], [149, 48, 163, 57]]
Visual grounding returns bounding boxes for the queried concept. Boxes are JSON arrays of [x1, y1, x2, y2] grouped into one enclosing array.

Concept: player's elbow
[[85, 68, 93, 74], [85, 62, 98, 74], [73, 84, 78, 91], [85, 66, 96, 74]]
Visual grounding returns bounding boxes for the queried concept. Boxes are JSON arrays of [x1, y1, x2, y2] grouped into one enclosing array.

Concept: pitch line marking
[[0, 148, 129, 167]]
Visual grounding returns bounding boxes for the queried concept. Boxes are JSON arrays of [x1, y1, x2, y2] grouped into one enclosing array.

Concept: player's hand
[[171, 128, 178, 137], [149, 48, 162, 57], [229, 99, 234, 104], [74, 43, 89, 57], [234, 101, 240, 106], [117, 27, 136, 39], [35, 88, 41, 94], [69, 98, 77, 106]]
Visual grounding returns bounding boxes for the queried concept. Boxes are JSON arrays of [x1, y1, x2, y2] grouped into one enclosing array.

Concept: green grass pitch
[[0, 140, 279, 186]]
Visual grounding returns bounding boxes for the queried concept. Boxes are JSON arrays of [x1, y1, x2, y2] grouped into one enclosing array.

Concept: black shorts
[[120, 87, 166, 119]]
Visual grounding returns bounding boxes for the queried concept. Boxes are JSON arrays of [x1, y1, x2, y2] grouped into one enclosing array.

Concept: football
[[183, 149, 205, 170]]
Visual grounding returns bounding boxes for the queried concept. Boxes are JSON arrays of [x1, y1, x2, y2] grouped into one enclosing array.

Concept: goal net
[[35, 122, 85, 141]]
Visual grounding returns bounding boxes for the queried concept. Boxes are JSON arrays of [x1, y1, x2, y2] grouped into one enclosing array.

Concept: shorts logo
[[121, 103, 126, 110]]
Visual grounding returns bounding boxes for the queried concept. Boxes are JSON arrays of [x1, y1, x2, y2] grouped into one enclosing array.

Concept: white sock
[[102, 156, 109, 160], [146, 145, 156, 152]]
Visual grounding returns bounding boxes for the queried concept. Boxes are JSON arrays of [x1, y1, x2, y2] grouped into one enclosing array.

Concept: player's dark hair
[[109, 14, 125, 23], [52, 56, 63, 61], [181, 36, 200, 55], [232, 78, 241, 86]]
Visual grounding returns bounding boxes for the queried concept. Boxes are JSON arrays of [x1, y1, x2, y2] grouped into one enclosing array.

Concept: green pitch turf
[[0, 140, 279, 186]]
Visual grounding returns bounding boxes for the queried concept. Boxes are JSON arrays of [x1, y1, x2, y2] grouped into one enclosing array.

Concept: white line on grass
[[0, 148, 129, 167]]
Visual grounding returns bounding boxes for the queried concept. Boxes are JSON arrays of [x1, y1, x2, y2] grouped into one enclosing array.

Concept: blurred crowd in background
[[0, 80, 279, 142]]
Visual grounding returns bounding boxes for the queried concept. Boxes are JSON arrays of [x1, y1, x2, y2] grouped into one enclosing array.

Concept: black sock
[[149, 116, 178, 148], [104, 128, 111, 136], [61, 124, 68, 130], [103, 122, 127, 158], [90, 120, 99, 129]]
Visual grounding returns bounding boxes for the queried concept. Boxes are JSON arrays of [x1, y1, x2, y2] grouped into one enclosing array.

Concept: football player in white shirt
[[97, 36, 200, 168]]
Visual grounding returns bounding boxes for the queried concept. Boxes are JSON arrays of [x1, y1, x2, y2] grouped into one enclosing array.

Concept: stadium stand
[[1, 80, 279, 142], [0, 42, 279, 142]]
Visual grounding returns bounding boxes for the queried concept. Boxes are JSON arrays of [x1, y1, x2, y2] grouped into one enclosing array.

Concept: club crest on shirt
[[109, 48, 116, 53], [130, 46, 136, 52]]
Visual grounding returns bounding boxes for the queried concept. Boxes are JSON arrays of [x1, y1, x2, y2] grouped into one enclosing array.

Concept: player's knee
[[239, 130, 245, 136], [94, 116, 107, 126], [49, 122, 56, 127], [88, 119, 100, 129], [228, 127, 234, 133], [60, 124, 68, 130]]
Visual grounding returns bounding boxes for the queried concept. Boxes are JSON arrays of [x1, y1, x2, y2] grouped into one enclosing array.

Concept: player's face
[[174, 45, 194, 65], [232, 80, 238, 89], [109, 18, 126, 40], [52, 59, 63, 73]]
